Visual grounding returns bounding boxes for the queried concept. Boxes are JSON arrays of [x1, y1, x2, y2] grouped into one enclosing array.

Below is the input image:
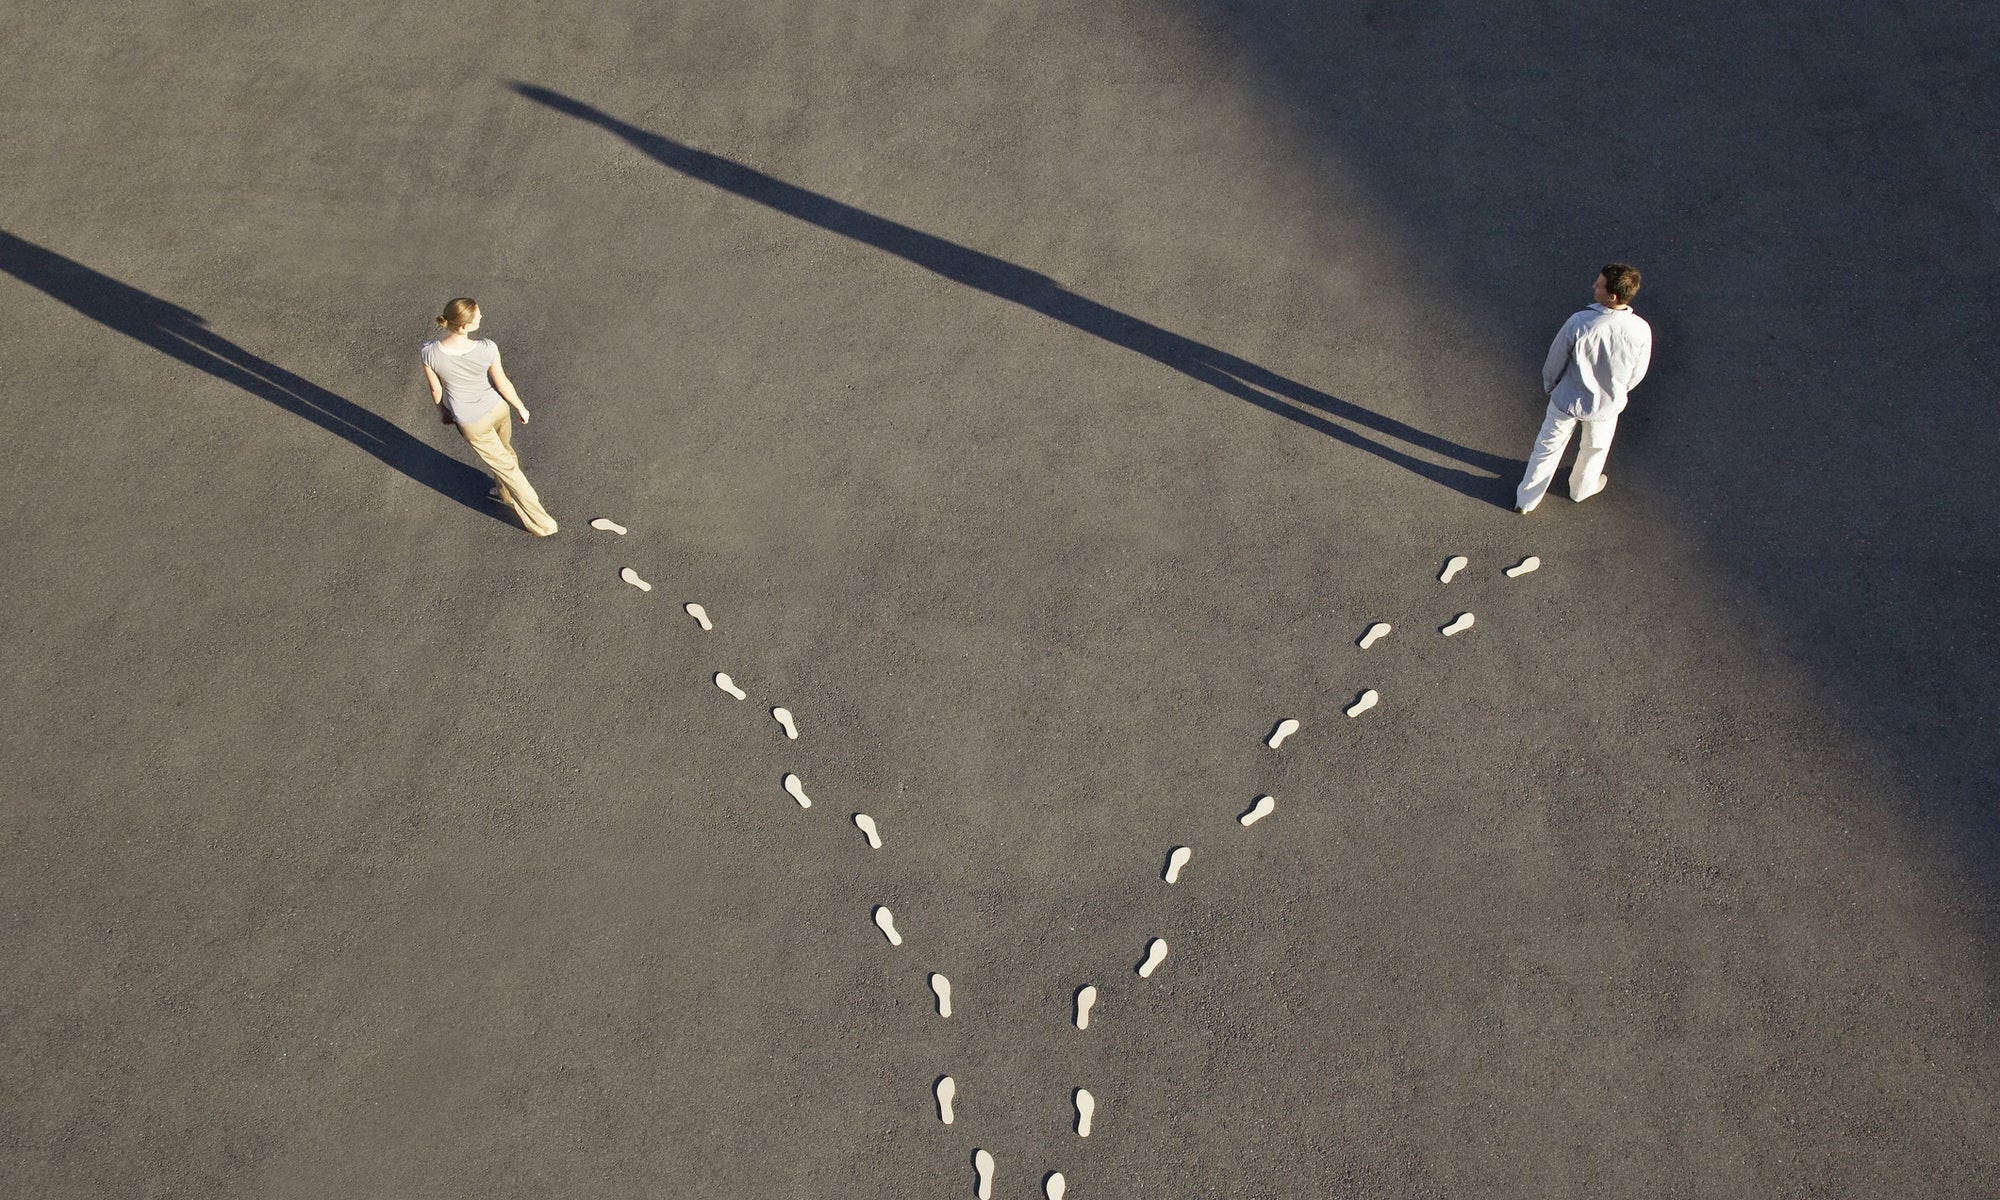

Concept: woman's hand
[[513, 404, 531, 425]]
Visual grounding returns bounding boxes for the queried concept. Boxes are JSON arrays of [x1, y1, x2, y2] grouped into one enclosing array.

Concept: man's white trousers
[[1516, 402, 1617, 511]]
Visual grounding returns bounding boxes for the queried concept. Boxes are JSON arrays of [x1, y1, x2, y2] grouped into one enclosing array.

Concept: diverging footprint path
[[589, 512, 1547, 1197]]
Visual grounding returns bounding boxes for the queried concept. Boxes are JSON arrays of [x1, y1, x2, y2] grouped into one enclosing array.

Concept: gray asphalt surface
[[3, 2, 1996, 1197]]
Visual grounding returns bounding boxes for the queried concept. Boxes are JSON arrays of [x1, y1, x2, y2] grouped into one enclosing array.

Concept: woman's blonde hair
[[436, 297, 479, 331]]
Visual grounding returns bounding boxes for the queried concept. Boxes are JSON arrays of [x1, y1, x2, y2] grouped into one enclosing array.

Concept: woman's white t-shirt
[[421, 338, 506, 424]]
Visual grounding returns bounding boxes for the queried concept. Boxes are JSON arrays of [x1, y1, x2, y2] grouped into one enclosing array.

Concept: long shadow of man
[[0, 230, 498, 519], [513, 83, 1514, 504]]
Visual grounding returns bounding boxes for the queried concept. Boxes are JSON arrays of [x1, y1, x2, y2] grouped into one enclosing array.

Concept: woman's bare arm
[[421, 361, 446, 410], [488, 352, 530, 423]]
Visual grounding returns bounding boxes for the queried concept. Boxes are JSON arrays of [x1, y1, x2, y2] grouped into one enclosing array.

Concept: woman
[[420, 298, 559, 536]]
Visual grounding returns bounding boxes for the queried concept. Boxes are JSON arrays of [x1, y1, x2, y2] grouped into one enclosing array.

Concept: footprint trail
[[589, 499, 1545, 1196]]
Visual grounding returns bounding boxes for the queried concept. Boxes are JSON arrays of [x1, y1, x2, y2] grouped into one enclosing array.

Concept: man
[[1516, 264, 1652, 513]]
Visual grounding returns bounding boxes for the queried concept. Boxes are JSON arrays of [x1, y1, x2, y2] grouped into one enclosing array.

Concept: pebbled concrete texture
[[1, 2, 1995, 1197]]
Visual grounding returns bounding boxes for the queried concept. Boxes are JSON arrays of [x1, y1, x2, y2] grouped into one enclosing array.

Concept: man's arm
[[1542, 315, 1578, 395], [1626, 324, 1653, 391]]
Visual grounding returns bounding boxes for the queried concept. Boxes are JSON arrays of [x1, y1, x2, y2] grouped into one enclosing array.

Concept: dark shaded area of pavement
[[1176, 0, 2000, 936]]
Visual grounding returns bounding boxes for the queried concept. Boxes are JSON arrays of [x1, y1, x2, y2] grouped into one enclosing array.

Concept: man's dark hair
[[1600, 262, 1642, 304]]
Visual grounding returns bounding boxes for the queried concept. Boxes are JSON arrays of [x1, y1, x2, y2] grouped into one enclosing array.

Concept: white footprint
[[783, 773, 812, 809], [1240, 795, 1276, 826], [1442, 612, 1475, 636], [714, 672, 746, 700], [931, 972, 952, 1018], [1439, 555, 1469, 583], [1506, 555, 1542, 578], [1137, 938, 1169, 978], [1164, 846, 1192, 884], [1075, 985, 1098, 1030], [588, 517, 627, 535], [684, 602, 713, 631], [936, 1076, 956, 1125], [1266, 718, 1301, 749], [974, 1150, 995, 1200], [1075, 1088, 1096, 1138], [1045, 1172, 1067, 1200], [873, 905, 902, 946], [772, 707, 799, 739], [853, 813, 882, 849], [619, 567, 652, 592], [1358, 621, 1392, 649], [1346, 689, 1380, 717]]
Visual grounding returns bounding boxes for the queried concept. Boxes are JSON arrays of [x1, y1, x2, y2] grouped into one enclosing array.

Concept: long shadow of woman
[[0, 229, 500, 520]]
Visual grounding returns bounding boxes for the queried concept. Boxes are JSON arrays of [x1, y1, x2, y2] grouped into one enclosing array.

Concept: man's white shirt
[[1543, 302, 1652, 420]]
